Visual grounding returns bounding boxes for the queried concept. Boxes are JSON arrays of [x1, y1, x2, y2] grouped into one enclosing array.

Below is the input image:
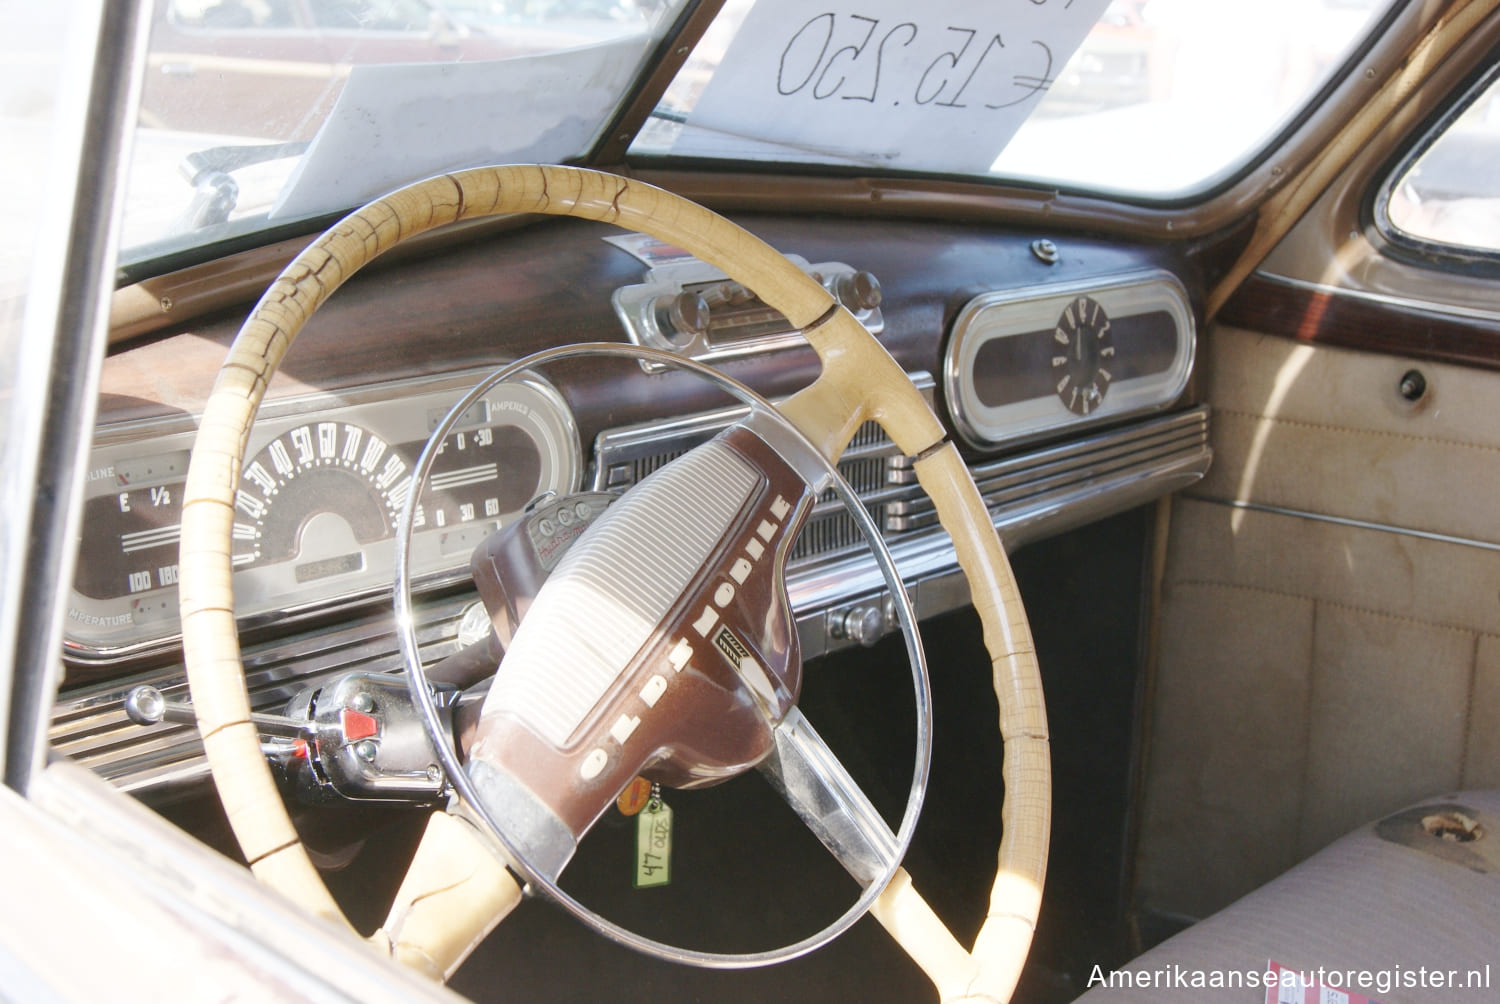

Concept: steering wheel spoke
[[758, 706, 902, 888], [778, 307, 947, 464]]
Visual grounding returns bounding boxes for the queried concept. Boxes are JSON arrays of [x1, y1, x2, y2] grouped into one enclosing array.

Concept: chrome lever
[[123, 684, 311, 740]]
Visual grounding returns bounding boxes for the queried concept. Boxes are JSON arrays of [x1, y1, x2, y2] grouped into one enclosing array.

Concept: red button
[[341, 708, 378, 741]]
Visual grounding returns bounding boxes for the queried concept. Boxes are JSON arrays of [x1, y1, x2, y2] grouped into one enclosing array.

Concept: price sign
[[674, 0, 1110, 173]]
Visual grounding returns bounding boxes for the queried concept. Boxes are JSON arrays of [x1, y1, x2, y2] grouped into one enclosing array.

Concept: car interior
[[6, 0, 1500, 1000]]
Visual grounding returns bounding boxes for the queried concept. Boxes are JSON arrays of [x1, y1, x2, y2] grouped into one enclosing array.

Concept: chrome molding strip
[[887, 406, 1209, 530], [1190, 495, 1500, 554], [53, 405, 1211, 799]]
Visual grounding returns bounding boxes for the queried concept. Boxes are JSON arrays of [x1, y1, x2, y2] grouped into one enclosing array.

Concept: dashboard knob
[[650, 291, 711, 347], [701, 280, 754, 308], [833, 270, 882, 313], [832, 603, 885, 648]]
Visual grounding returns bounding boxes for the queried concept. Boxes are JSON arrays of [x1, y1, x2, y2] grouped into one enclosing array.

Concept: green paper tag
[[634, 800, 673, 888]]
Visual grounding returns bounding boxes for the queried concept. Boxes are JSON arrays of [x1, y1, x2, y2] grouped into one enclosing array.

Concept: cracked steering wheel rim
[[177, 165, 1050, 1003]]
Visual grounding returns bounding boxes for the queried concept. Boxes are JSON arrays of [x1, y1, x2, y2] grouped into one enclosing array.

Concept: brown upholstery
[[1079, 791, 1500, 1003]]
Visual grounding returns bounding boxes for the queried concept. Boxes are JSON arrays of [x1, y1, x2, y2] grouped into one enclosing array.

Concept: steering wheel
[[177, 166, 1050, 1003]]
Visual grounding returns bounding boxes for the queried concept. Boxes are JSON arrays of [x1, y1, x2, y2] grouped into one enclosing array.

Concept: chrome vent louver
[[593, 376, 936, 569]]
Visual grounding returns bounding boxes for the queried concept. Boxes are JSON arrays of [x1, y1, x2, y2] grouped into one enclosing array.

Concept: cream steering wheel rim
[[177, 165, 1050, 1003]]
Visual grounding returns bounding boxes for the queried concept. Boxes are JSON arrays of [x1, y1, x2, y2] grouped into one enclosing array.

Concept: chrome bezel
[[943, 269, 1196, 450], [611, 254, 884, 371]]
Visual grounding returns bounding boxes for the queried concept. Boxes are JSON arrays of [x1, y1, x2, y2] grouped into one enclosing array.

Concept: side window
[[1379, 68, 1500, 258]]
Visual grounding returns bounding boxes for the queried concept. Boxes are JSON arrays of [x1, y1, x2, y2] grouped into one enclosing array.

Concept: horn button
[[464, 424, 811, 879]]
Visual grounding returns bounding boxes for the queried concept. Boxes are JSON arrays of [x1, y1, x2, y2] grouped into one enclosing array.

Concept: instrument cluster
[[66, 369, 580, 660]]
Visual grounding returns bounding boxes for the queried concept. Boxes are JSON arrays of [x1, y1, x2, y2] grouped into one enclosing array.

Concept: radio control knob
[[702, 281, 754, 308], [832, 270, 882, 313], [832, 603, 885, 648], [650, 291, 710, 347]]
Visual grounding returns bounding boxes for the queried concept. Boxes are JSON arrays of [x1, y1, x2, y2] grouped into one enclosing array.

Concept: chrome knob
[[833, 604, 885, 648], [123, 685, 172, 727], [832, 270, 881, 313], [649, 291, 710, 347]]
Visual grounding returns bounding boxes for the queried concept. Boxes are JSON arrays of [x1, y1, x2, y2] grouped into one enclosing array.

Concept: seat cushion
[[1077, 791, 1500, 1003]]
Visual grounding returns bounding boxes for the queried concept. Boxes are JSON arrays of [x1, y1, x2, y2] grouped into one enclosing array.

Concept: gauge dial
[[405, 374, 580, 558], [1051, 295, 1115, 416], [74, 474, 187, 604], [416, 426, 538, 527], [234, 422, 407, 579]]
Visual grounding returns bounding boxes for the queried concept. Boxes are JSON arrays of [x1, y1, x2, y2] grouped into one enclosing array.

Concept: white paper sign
[[673, 0, 1110, 173], [270, 35, 650, 221]]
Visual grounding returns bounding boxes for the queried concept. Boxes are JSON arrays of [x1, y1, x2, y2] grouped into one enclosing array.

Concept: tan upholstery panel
[[1136, 325, 1500, 922], [1466, 637, 1500, 790], [1301, 606, 1472, 855], [1135, 581, 1313, 919], [1201, 326, 1500, 545], [1166, 495, 1500, 636]]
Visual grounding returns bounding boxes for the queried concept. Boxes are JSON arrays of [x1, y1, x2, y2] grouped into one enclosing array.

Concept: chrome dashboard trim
[[611, 254, 884, 372], [943, 269, 1196, 451]]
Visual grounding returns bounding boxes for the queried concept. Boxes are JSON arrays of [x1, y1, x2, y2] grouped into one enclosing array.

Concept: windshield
[[634, 0, 1396, 196], [120, 0, 691, 265], [119, 0, 1397, 270]]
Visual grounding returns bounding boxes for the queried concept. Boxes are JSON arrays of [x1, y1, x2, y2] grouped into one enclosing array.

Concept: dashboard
[[55, 212, 1211, 799]]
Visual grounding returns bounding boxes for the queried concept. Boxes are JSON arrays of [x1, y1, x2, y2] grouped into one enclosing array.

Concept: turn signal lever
[[125, 684, 309, 739]]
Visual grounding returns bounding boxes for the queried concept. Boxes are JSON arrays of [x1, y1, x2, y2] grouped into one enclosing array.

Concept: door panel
[[1134, 322, 1500, 922]]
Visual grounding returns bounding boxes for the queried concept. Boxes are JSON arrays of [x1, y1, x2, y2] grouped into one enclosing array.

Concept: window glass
[[1383, 70, 1500, 255], [119, 0, 690, 269], [307, 0, 434, 30], [633, 0, 1396, 199]]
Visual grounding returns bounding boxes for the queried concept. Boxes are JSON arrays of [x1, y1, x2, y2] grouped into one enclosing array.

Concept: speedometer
[[234, 422, 406, 574]]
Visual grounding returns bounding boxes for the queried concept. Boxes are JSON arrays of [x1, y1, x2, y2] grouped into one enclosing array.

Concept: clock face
[[1051, 295, 1114, 415]]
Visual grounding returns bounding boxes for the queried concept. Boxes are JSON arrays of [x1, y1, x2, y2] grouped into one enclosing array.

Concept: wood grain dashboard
[[102, 213, 1205, 454]]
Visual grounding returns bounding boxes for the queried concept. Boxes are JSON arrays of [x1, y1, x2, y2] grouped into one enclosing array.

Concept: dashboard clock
[[1051, 294, 1115, 416], [943, 269, 1195, 449]]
